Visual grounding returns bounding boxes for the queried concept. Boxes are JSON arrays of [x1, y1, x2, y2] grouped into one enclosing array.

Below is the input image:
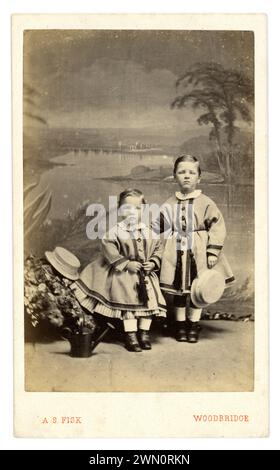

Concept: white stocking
[[123, 319, 137, 332], [188, 308, 202, 322], [174, 307, 186, 322], [138, 317, 152, 331]]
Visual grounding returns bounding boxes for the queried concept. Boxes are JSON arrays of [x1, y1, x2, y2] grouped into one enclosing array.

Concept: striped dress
[[71, 221, 166, 320]]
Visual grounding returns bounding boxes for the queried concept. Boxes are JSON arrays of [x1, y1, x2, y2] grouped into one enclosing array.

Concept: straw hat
[[191, 269, 225, 308], [45, 247, 81, 280]]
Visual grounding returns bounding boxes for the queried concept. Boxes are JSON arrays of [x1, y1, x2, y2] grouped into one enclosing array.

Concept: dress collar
[[175, 189, 202, 201], [118, 221, 147, 232]]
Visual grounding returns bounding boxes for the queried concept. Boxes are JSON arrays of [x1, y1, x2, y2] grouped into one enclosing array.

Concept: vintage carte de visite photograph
[[13, 14, 267, 437]]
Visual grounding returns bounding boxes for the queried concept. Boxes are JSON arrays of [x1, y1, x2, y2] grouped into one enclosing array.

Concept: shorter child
[[73, 189, 166, 352]]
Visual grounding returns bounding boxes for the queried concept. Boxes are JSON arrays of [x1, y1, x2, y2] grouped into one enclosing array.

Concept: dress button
[[181, 216, 186, 221], [137, 238, 141, 242], [181, 206, 186, 211]]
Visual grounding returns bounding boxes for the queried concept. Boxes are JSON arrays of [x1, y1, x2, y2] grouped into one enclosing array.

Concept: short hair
[[173, 154, 201, 176], [118, 188, 146, 208]]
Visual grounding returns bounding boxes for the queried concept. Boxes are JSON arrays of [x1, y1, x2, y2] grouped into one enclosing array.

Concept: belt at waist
[[171, 229, 207, 235]]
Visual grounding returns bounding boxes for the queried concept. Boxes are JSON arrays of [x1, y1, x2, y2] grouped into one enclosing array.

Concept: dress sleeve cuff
[[112, 258, 130, 272], [149, 256, 161, 270], [207, 244, 223, 257]]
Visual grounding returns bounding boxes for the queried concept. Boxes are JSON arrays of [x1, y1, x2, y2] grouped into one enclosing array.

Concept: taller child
[[153, 155, 234, 343]]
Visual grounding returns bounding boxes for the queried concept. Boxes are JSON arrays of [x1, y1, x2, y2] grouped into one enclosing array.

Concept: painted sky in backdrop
[[24, 30, 254, 129]]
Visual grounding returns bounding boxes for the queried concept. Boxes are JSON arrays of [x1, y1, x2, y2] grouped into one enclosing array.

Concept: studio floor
[[25, 320, 254, 393]]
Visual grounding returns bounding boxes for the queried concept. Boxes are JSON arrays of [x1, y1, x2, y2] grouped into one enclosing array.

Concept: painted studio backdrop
[[23, 30, 254, 392]]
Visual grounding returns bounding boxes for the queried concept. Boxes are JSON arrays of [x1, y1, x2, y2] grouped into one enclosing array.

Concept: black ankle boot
[[175, 321, 188, 342], [138, 330, 152, 350], [125, 332, 142, 352], [186, 321, 200, 343]]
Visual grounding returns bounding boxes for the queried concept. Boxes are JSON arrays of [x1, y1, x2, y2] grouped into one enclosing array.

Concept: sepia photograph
[[13, 13, 267, 438], [23, 28, 254, 392]]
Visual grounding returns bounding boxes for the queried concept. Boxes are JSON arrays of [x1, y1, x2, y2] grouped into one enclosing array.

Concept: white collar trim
[[175, 190, 202, 201], [118, 221, 147, 232]]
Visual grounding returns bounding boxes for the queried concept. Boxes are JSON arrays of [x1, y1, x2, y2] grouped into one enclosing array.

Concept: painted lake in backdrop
[[34, 149, 254, 302]]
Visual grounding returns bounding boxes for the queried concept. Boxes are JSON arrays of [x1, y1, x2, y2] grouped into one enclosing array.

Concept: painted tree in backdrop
[[23, 85, 51, 253], [23, 83, 48, 126], [172, 62, 254, 182]]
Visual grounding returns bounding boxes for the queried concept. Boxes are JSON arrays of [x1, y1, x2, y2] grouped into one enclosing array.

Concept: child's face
[[175, 161, 201, 192], [119, 195, 143, 224]]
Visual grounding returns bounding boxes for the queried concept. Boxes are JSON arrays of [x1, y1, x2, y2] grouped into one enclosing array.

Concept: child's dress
[[152, 189, 235, 296], [72, 221, 166, 319]]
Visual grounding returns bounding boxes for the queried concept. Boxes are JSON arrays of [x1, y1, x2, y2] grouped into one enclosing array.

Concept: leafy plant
[[24, 255, 97, 334]]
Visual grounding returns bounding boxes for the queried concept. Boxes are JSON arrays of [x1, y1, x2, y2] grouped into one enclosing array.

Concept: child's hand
[[207, 255, 218, 269], [126, 261, 142, 273], [142, 261, 156, 274]]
